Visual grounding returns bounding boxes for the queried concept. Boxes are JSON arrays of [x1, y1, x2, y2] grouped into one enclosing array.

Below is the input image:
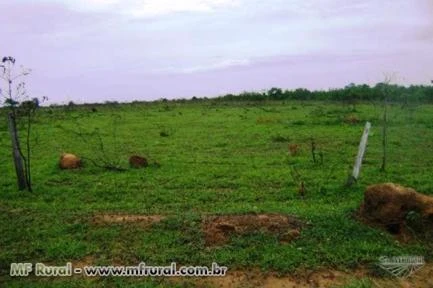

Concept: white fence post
[[346, 121, 371, 186]]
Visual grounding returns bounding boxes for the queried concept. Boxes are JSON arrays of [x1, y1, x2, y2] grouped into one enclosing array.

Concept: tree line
[[212, 83, 433, 103]]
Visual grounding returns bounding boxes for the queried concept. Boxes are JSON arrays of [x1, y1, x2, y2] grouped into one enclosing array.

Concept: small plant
[[310, 138, 317, 163], [289, 165, 305, 199], [316, 163, 338, 195], [60, 113, 127, 171], [310, 138, 325, 165]]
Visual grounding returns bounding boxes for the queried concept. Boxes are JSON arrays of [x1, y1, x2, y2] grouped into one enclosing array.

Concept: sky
[[1, 0, 433, 104]]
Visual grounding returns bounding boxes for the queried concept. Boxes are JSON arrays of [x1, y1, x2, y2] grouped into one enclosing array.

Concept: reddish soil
[[202, 213, 303, 246], [92, 214, 165, 226]]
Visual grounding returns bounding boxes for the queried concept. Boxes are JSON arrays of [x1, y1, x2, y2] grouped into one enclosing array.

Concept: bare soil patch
[[172, 264, 433, 288], [40, 255, 433, 287], [194, 269, 347, 288], [202, 213, 303, 246], [71, 256, 95, 269], [92, 214, 165, 226]]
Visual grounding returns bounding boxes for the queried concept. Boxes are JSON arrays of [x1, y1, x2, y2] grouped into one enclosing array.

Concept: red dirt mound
[[59, 153, 81, 169], [359, 183, 433, 236], [202, 214, 303, 246]]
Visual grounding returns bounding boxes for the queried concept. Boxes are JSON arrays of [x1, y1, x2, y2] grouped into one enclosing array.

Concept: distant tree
[[293, 88, 311, 100], [268, 87, 283, 100]]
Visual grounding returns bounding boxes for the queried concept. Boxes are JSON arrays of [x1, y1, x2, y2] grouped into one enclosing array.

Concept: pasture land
[[1, 100, 432, 287]]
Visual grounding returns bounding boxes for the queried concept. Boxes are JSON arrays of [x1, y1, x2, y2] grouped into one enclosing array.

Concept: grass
[[1, 100, 432, 287]]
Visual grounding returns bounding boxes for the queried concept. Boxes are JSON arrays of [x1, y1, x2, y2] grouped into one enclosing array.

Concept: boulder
[[59, 153, 81, 169], [359, 183, 433, 234], [129, 155, 148, 168]]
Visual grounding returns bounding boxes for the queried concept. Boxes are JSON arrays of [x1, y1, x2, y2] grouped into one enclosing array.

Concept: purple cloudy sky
[[2, 0, 433, 104]]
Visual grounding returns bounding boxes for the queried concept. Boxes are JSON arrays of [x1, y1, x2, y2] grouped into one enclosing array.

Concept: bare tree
[[380, 75, 395, 172], [0, 56, 44, 191], [58, 113, 127, 172]]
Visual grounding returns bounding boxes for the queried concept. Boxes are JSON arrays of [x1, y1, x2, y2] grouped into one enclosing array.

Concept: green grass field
[[1, 100, 432, 287]]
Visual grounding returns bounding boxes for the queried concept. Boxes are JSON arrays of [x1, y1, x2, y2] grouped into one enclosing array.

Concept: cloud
[[2, 0, 432, 103], [125, 0, 240, 17], [0, 1, 114, 38], [46, 0, 239, 17], [158, 58, 251, 74]]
